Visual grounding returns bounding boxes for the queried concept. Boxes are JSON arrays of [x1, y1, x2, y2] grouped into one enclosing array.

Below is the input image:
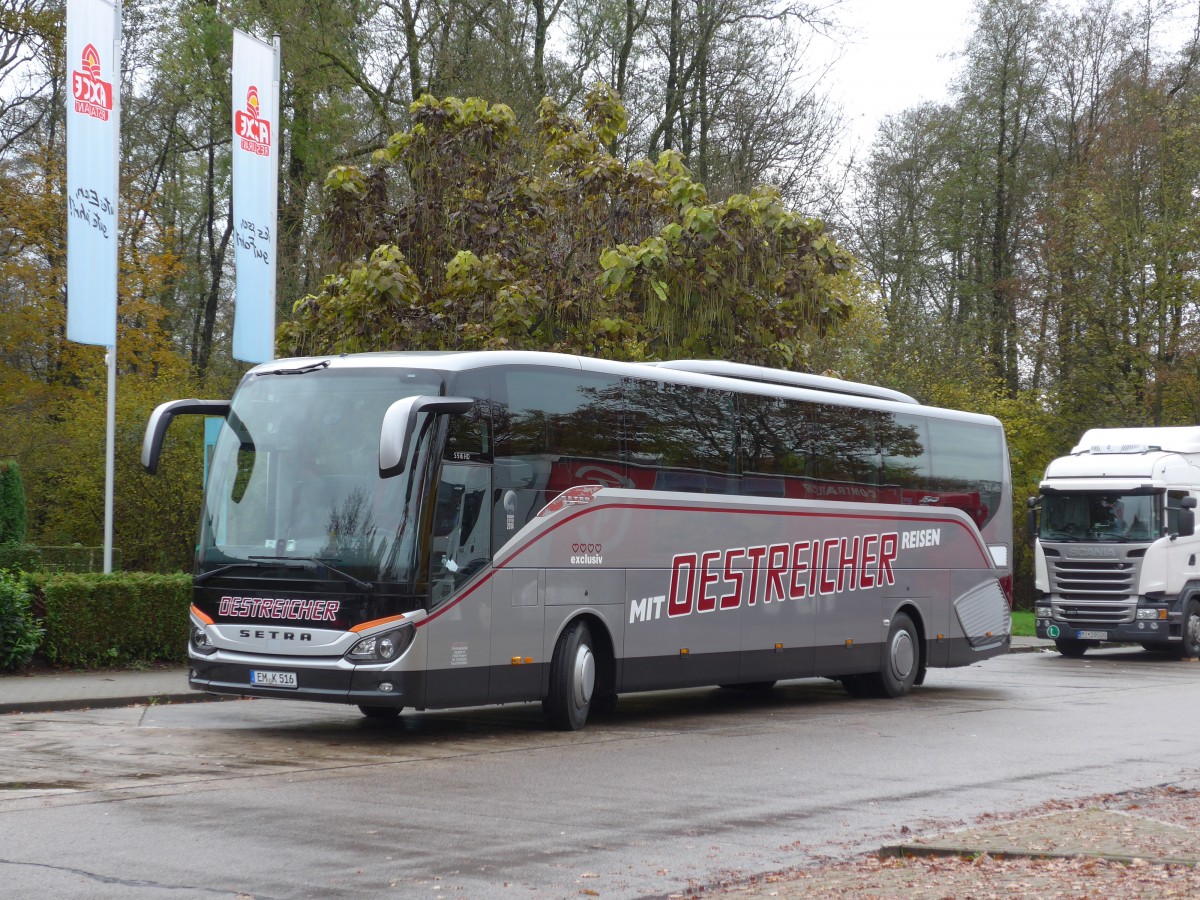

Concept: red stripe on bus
[[418, 499, 996, 628]]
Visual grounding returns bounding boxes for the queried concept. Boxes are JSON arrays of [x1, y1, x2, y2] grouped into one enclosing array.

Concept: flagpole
[[102, 0, 121, 574], [103, 346, 115, 572]]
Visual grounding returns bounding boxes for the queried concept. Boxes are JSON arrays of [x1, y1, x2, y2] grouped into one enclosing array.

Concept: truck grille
[[1048, 556, 1139, 624], [1049, 559, 1136, 598]]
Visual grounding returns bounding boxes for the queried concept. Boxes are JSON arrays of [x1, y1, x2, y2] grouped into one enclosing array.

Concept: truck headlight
[[1035, 606, 1052, 619], [1137, 608, 1168, 620], [346, 624, 415, 663]]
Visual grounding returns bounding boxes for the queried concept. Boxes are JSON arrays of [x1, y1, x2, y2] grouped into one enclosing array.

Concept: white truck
[[1031, 427, 1200, 657]]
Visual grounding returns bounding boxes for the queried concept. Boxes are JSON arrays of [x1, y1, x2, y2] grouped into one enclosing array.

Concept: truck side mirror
[[1179, 496, 1197, 538], [1026, 496, 1039, 540]]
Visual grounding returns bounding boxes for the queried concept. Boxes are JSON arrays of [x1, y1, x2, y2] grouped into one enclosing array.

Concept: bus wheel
[[544, 620, 596, 731], [358, 705, 403, 720], [1174, 598, 1200, 659], [1055, 639, 1089, 658], [874, 612, 920, 698]]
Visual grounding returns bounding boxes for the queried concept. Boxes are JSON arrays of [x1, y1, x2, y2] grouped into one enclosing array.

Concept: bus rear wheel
[[544, 620, 596, 731], [876, 613, 920, 697], [358, 705, 403, 720], [846, 613, 920, 699]]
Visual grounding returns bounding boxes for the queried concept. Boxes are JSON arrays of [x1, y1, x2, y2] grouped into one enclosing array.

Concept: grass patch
[[1011, 609, 1035, 637]]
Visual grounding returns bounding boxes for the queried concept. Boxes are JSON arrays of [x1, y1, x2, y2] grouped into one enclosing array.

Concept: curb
[[0, 691, 224, 715]]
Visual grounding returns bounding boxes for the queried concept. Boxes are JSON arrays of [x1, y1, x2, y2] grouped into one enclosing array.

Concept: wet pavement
[[6, 637, 1200, 898]]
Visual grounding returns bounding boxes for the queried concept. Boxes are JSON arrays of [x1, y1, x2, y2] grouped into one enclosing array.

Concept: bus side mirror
[[1026, 496, 1039, 540], [1179, 496, 1197, 538], [142, 399, 230, 474], [380, 396, 474, 478]]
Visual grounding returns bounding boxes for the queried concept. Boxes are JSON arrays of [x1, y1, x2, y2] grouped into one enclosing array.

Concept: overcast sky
[[816, 0, 975, 161], [819, 0, 1199, 161]]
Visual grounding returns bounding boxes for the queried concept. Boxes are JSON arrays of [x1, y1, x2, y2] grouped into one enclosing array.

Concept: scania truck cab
[[1030, 427, 1200, 657]]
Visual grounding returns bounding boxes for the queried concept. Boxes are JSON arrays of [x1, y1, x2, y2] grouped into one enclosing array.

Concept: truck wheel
[[358, 705, 403, 720], [1176, 598, 1200, 659], [543, 620, 596, 731], [1055, 639, 1089, 658]]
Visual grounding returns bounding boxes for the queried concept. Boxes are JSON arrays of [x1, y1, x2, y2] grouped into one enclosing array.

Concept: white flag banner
[[65, 0, 120, 347], [231, 29, 279, 363]]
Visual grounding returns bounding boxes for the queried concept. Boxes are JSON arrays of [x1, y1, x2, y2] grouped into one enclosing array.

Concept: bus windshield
[[199, 368, 444, 585], [1039, 491, 1160, 542]]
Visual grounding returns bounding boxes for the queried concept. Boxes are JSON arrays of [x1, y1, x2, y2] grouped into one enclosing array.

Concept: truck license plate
[[1076, 630, 1108, 641], [250, 669, 297, 688]]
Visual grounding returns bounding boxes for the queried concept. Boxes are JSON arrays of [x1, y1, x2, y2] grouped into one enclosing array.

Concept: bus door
[[424, 462, 492, 708]]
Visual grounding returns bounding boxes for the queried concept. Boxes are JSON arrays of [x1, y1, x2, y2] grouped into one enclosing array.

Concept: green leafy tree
[[0, 460, 28, 545], [280, 85, 856, 366]]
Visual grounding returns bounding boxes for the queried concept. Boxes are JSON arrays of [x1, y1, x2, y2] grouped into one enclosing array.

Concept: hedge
[[28, 572, 192, 667], [0, 570, 41, 670]]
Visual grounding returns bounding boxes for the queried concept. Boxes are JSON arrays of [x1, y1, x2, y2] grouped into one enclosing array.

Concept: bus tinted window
[[445, 370, 493, 463], [625, 378, 737, 493], [738, 393, 815, 497], [816, 404, 881, 490], [927, 417, 1004, 527], [494, 369, 625, 490], [881, 412, 930, 493]]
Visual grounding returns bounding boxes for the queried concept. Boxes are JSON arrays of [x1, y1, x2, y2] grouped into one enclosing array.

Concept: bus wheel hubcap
[[573, 645, 595, 708], [891, 632, 915, 679]]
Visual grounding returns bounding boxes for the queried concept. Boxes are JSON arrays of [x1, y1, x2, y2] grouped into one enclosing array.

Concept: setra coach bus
[[142, 351, 1013, 729]]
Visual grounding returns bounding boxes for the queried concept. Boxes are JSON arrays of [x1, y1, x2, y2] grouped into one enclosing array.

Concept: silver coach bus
[[143, 351, 1013, 729]]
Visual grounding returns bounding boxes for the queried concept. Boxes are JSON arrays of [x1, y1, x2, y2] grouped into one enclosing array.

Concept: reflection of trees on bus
[[446, 367, 1003, 539]]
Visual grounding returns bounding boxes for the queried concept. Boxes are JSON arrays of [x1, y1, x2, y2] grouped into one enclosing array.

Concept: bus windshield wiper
[[194, 561, 277, 584], [249, 555, 373, 591], [255, 359, 330, 376]]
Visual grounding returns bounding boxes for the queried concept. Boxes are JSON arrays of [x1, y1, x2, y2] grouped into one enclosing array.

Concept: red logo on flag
[[71, 43, 113, 122], [234, 86, 272, 157]]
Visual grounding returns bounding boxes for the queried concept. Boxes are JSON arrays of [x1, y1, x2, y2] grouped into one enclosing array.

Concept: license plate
[[250, 669, 297, 688], [1076, 630, 1108, 641]]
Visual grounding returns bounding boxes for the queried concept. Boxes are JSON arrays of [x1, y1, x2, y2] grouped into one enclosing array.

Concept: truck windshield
[[199, 368, 444, 586], [1039, 492, 1160, 542]]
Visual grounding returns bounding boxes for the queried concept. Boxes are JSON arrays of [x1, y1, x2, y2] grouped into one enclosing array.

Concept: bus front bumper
[[188, 656, 421, 707]]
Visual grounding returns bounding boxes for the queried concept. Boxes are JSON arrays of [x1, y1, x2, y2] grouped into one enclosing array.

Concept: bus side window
[[624, 378, 737, 494], [737, 393, 815, 498], [927, 418, 1004, 528], [880, 412, 931, 502], [430, 463, 492, 602], [493, 368, 624, 543]]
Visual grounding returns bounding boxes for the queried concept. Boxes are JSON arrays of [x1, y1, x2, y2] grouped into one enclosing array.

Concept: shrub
[[0, 569, 43, 670], [0, 546, 42, 573], [30, 572, 192, 667]]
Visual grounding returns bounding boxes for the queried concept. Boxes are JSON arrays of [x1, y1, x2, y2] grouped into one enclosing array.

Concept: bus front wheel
[[544, 620, 596, 731]]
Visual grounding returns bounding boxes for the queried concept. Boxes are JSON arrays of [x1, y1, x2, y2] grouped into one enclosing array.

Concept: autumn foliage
[[279, 85, 856, 368]]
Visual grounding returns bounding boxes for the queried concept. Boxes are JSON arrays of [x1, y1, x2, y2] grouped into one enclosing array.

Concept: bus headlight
[[347, 624, 415, 663], [190, 625, 216, 656]]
